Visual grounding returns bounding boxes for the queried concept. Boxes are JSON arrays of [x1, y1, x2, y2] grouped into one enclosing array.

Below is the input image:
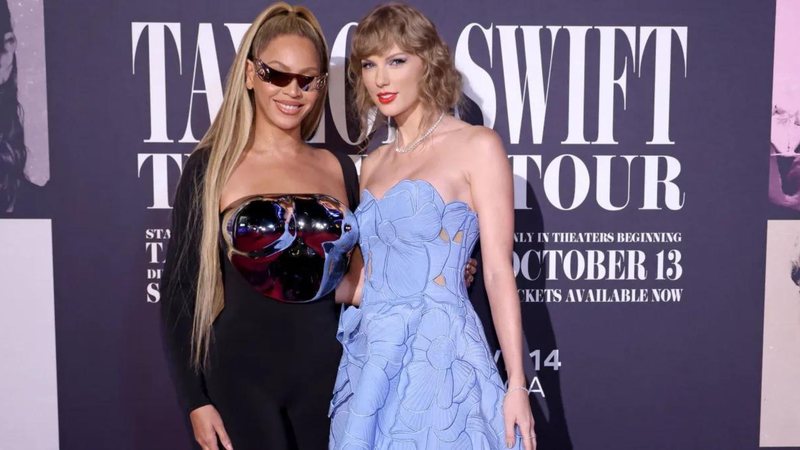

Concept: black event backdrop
[[41, 0, 776, 449]]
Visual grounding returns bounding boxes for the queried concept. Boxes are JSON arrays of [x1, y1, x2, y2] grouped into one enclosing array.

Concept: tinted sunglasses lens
[[261, 64, 316, 91], [266, 69, 294, 87], [290, 73, 316, 91]]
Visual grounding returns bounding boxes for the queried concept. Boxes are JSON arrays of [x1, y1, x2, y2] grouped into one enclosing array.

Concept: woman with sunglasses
[[160, 4, 361, 449], [328, 4, 535, 450]]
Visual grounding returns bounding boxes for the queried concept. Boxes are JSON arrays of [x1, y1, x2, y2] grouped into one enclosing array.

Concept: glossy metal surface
[[221, 194, 358, 303]]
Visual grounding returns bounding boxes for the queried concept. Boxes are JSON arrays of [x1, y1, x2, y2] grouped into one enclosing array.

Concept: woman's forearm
[[484, 267, 526, 386]]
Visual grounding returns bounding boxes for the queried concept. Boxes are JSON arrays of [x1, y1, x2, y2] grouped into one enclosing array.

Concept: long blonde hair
[[191, 2, 329, 369]]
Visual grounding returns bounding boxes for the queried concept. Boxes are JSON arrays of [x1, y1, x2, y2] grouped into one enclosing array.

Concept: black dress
[[161, 147, 359, 450]]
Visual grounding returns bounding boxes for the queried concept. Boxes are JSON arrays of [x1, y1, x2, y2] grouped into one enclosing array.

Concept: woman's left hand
[[503, 388, 535, 449], [464, 257, 478, 287]]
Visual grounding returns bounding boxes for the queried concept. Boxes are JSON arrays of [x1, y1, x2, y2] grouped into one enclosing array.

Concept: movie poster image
[[0, 0, 48, 216], [0, 219, 59, 450], [770, 0, 800, 214], [760, 220, 800, 447]]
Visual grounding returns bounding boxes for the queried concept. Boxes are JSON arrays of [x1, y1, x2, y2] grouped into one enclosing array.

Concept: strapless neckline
[[360, 179, 477, 217], [220, 192, 350, 216], [331, 177, 514, 449], [220, 192, 359, 303]]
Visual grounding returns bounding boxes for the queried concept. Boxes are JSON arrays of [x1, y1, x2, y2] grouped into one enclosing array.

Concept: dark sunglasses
[[252, 58, 327, 92]]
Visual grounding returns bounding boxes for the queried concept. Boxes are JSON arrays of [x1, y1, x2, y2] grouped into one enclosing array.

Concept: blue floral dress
[[329, 180, 520, 449]]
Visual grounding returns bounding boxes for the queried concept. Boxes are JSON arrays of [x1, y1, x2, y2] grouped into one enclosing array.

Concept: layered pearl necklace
[[394, 112, 445, 153]]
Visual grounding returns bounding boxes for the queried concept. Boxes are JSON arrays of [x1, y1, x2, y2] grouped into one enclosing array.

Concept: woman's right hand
[[189, 404, 233, 450], [335, 247, 365, 306]]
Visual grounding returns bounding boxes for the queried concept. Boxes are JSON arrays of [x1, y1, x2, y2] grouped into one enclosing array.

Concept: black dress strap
[[328, 149, 360, 211]]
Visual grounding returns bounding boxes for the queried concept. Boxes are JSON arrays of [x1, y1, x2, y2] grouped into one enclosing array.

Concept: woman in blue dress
[[329, 4, 535, 449]]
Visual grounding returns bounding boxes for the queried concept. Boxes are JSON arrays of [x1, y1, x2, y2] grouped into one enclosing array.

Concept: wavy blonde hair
[[349, 3, 462, 143], [191, 2, 328, 369]]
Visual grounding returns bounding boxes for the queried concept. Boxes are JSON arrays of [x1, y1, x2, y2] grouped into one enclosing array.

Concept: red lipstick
[[377, 92, 397, 104]]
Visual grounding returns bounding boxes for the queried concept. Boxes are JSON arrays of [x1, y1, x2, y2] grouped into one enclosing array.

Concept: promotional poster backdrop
[[769, 0, 800, 216], [0, 220, 58, 450], [10, 0, 49, 186], [760, 221, 800, 447], [761, 1, 800, 447], [0, 0, 48, 215], [2, 0, 778, 448]]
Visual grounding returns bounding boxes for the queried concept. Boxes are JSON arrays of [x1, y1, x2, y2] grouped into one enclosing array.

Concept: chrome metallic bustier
[[221, 194, 358, 303]]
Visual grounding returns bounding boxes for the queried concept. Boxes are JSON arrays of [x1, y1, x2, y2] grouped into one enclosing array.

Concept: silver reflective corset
[[221, 194, 359, 303]]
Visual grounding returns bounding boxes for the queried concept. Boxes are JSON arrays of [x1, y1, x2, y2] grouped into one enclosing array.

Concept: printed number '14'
[[530, 349, 561, 371]]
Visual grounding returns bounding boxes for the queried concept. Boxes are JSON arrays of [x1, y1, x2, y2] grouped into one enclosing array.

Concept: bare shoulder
[[314, 145, 337, 161], [446, 124, 506, 165], [466, 125, 504, 151], [311, 145, 346, 172]]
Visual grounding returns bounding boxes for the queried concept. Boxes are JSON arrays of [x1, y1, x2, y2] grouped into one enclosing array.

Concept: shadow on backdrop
[[460, 94, 573, 450]]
